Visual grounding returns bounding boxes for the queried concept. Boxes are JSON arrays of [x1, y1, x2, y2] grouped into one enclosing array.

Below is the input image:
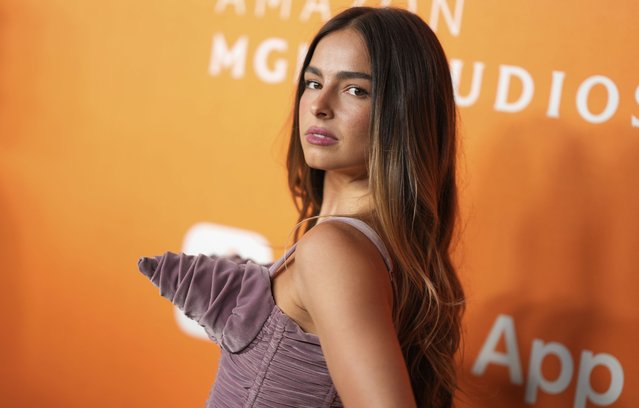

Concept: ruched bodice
[[138, 217, 393, 407]]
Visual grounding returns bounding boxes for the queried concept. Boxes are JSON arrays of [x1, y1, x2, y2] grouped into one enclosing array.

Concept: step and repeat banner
[[1, 0, 637, 407]]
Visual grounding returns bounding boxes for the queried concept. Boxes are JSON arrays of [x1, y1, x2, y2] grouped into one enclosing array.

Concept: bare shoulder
[[292, 221, 415, 406], [293, 220, 393, 316]]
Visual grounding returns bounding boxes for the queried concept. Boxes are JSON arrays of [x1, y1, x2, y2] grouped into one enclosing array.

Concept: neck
[[318, 171, 373, 220]]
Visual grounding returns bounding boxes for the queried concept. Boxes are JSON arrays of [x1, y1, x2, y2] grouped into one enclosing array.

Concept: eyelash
[[304, 80, 321, 90], [303, 80, 369, 97], [347, 86, 368, 97]]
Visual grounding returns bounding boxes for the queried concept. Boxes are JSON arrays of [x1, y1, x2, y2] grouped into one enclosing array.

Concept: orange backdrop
[[1, 0, 637, 407]]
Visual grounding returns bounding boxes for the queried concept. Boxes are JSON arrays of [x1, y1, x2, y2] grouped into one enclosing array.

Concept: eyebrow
[[305, 65, 372, 81]]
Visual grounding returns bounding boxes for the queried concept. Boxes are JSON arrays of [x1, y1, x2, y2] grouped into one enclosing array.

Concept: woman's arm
[[293, 221, 417, 408]]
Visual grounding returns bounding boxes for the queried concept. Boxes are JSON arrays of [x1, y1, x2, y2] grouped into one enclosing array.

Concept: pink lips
[[305, 126, 338, 146]]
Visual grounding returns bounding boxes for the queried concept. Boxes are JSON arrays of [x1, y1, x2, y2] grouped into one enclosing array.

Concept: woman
[[138, 7, 464, 408]]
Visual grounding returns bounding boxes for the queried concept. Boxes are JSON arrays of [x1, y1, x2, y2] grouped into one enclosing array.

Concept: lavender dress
[[138, 217, 393, 407]]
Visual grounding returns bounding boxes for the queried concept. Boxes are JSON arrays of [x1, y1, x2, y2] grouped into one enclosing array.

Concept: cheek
[[298, 93, 310, 121], [351, 106, 371, 137]]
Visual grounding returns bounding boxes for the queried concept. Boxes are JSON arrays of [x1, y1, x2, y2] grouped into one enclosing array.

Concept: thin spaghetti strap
[[320, 217, 394, 273], [270, 217, 394, 278], [268, 244, 297, 277]]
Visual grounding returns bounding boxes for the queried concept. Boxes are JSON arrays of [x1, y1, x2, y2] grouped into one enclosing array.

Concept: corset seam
[[243, 311, 286, 407], [322, 383, 338, 407]]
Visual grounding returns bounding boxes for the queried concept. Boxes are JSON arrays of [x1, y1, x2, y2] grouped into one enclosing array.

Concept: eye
[[304, 80, 321, 90], [346, 86, 369, 97]]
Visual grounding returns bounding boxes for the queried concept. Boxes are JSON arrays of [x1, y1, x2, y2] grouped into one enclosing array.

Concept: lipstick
[[305, 126, 338, 146]]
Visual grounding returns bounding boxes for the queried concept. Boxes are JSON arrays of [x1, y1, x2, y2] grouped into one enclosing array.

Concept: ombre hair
[[286, 7, 464, 407]]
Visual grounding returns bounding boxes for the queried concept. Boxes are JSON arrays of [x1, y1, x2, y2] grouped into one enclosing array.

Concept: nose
[[310, 89, 334, 119]]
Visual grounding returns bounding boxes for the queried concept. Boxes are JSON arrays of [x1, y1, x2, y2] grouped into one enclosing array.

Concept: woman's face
[[299, 28, 372, 179]]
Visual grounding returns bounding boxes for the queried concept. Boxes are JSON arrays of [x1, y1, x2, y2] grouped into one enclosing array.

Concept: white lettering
[[574, 351, 624, 408], [378, 0, 417, 13], [494, 64, 534, 113], [471, 314, 524, 384], [474, 315, 626, 406], [576, 75, 619, 124], [632, 85, 639, 128], [214, 0, 246, 14], [450, 59, 485, 107], [547, 70, 566, 118], [255, 0, 291, 18], [300, 0, 331, 22], [253, 38, 288, 83], [429, 0, 465, 36], [209, 34, 249, 79], [525, 340, 574, 404]]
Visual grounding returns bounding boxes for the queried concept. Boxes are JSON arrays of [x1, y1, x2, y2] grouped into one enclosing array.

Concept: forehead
[[308, 29, 370, 74]]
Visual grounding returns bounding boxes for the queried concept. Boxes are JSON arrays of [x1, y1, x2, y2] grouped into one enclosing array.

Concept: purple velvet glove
[[138, 251, 275, 352]]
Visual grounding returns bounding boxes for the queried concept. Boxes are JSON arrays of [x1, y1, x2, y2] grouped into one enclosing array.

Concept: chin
[[301, 152, 330, 171]]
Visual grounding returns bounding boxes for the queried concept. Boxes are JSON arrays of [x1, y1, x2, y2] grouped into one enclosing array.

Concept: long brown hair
[[286, 7, 464, 407]]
